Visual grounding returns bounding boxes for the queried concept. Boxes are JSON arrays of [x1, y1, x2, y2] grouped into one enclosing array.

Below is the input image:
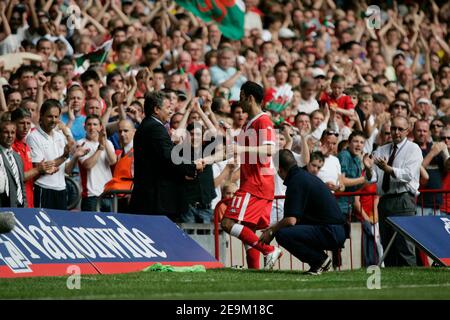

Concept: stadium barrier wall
[[213, 189, 450, 270], [0, 208, 222, 278]]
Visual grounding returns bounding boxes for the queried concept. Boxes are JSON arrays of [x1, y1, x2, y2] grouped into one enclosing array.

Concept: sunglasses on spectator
[[431, 124, 444, 129], [440, 136, 450, 141], [391, 126, 408, 132]]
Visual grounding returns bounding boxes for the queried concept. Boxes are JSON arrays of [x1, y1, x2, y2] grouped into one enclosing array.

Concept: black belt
[[381, 191, 415, 198]]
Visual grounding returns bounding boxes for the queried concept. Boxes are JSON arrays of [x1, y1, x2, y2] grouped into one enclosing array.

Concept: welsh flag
[[74, 39, 113, 74], [175, 0, 245, 40], [265, 84, 293, 113]]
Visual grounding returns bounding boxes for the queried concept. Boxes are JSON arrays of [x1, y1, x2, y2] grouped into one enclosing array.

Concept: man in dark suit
[[129, 92, 204, 220], [0, 121, 27, 208]]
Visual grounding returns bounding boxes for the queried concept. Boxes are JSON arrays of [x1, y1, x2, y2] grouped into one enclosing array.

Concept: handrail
[[96, 189, 132, 212], [213, 198, 232, 260], [100, 189, 133, 196]]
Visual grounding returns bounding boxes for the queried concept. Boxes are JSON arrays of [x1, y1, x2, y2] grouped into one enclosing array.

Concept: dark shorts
[[34, 185, 67, 210]]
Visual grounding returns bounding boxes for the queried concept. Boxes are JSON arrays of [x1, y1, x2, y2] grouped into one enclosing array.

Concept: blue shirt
[[284, 166, 344, 225], [337, 149, 363, 215], [61, 113, 86, 141], [210, 65, 247, 101]]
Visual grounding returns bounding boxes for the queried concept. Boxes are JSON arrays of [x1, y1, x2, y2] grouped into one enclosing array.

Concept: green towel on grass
[[143, 263, 206, 272]]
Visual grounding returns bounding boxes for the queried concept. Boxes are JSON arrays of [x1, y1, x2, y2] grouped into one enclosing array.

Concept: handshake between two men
[[188, 143, 243, 180]]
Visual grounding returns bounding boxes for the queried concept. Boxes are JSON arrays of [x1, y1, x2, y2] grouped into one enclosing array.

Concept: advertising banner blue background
[[0, 208, 221, 277], [388, 216, 450, 266]]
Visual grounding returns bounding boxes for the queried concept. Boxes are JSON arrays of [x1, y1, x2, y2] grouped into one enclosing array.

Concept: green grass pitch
[[0, 267, 449, 299]]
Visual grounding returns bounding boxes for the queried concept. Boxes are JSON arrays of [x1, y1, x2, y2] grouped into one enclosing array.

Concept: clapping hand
[[37, 160, 58, 175], [73, 142, 90, 158], [373, 156, 389, 171], [98, 127, 107, 148]]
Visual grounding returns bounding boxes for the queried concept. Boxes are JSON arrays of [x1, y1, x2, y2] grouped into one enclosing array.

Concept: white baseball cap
[[279, 27, 296, 39], [312, 68, 326, 78]]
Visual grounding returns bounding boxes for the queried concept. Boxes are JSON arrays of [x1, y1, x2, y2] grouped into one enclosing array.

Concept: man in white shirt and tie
[[0, 121, 27, 208], [364, 116, 423, 267]]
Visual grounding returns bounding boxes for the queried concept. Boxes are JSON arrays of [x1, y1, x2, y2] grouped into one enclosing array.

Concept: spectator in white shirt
[[297, 77, 319, 115], [365, 116, 423, 267], [318, 129, 345, 193], [27, 99, 73, 209], [78, 115, 117, 212]]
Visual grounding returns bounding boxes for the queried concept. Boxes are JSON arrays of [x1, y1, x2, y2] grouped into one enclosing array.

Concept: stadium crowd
[[0, 0, 449, 268]]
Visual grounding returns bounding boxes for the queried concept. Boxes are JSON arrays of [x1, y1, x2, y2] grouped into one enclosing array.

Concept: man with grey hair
[[0, 121, 27, 207], [129, 92, 205, 220], [210, 47, 247, 101], [365, 116, 423, 267]]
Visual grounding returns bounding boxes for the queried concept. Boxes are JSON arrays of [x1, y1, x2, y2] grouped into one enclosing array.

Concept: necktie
[[6, 150, 23, 205], [382, 144, 397, 193]]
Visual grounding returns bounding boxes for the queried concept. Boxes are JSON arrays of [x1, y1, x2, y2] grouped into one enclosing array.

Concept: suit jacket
[[129, 116, 196, 218], [0, 146, 27, 208]]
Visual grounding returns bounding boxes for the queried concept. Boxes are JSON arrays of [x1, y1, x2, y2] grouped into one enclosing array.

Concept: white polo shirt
[[297, 97, 319, 115], [27, 127, 68, 191], [78, 139, 114, 197], [318, 155, 342, 186]]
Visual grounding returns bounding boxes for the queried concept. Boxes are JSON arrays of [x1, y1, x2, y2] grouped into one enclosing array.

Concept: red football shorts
[[224, 190, 273, 229]]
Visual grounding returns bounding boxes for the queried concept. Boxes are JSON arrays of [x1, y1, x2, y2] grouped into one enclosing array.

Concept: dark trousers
[[0, 191, 25, 208], [117, 198, 131, 213], [0, 192, 12, 207], [275, 224, 346, 267], [34, 185, 67, 210], [332, 218, 350, 268], [378, 193, 417, 267], [81, 196, 112, 212]]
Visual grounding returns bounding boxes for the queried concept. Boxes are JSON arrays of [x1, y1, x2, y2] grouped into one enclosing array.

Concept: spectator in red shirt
[[319, 75, 355, 125], [11, 108, 55, 207]]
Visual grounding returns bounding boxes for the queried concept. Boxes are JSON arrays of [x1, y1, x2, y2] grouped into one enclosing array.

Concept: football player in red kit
[[222, 81, 282, 270]]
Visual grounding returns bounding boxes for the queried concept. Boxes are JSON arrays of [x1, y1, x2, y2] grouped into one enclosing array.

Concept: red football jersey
[[237, 113, 275, 200], [12, 139, 34, 207], [319, 92, 355, 124]]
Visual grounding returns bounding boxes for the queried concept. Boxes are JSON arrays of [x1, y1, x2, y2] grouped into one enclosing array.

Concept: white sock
[[230, 223, 244, 238]]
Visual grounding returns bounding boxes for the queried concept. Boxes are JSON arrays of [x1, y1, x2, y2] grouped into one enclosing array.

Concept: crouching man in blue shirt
[[259, 149, 346, 275]]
